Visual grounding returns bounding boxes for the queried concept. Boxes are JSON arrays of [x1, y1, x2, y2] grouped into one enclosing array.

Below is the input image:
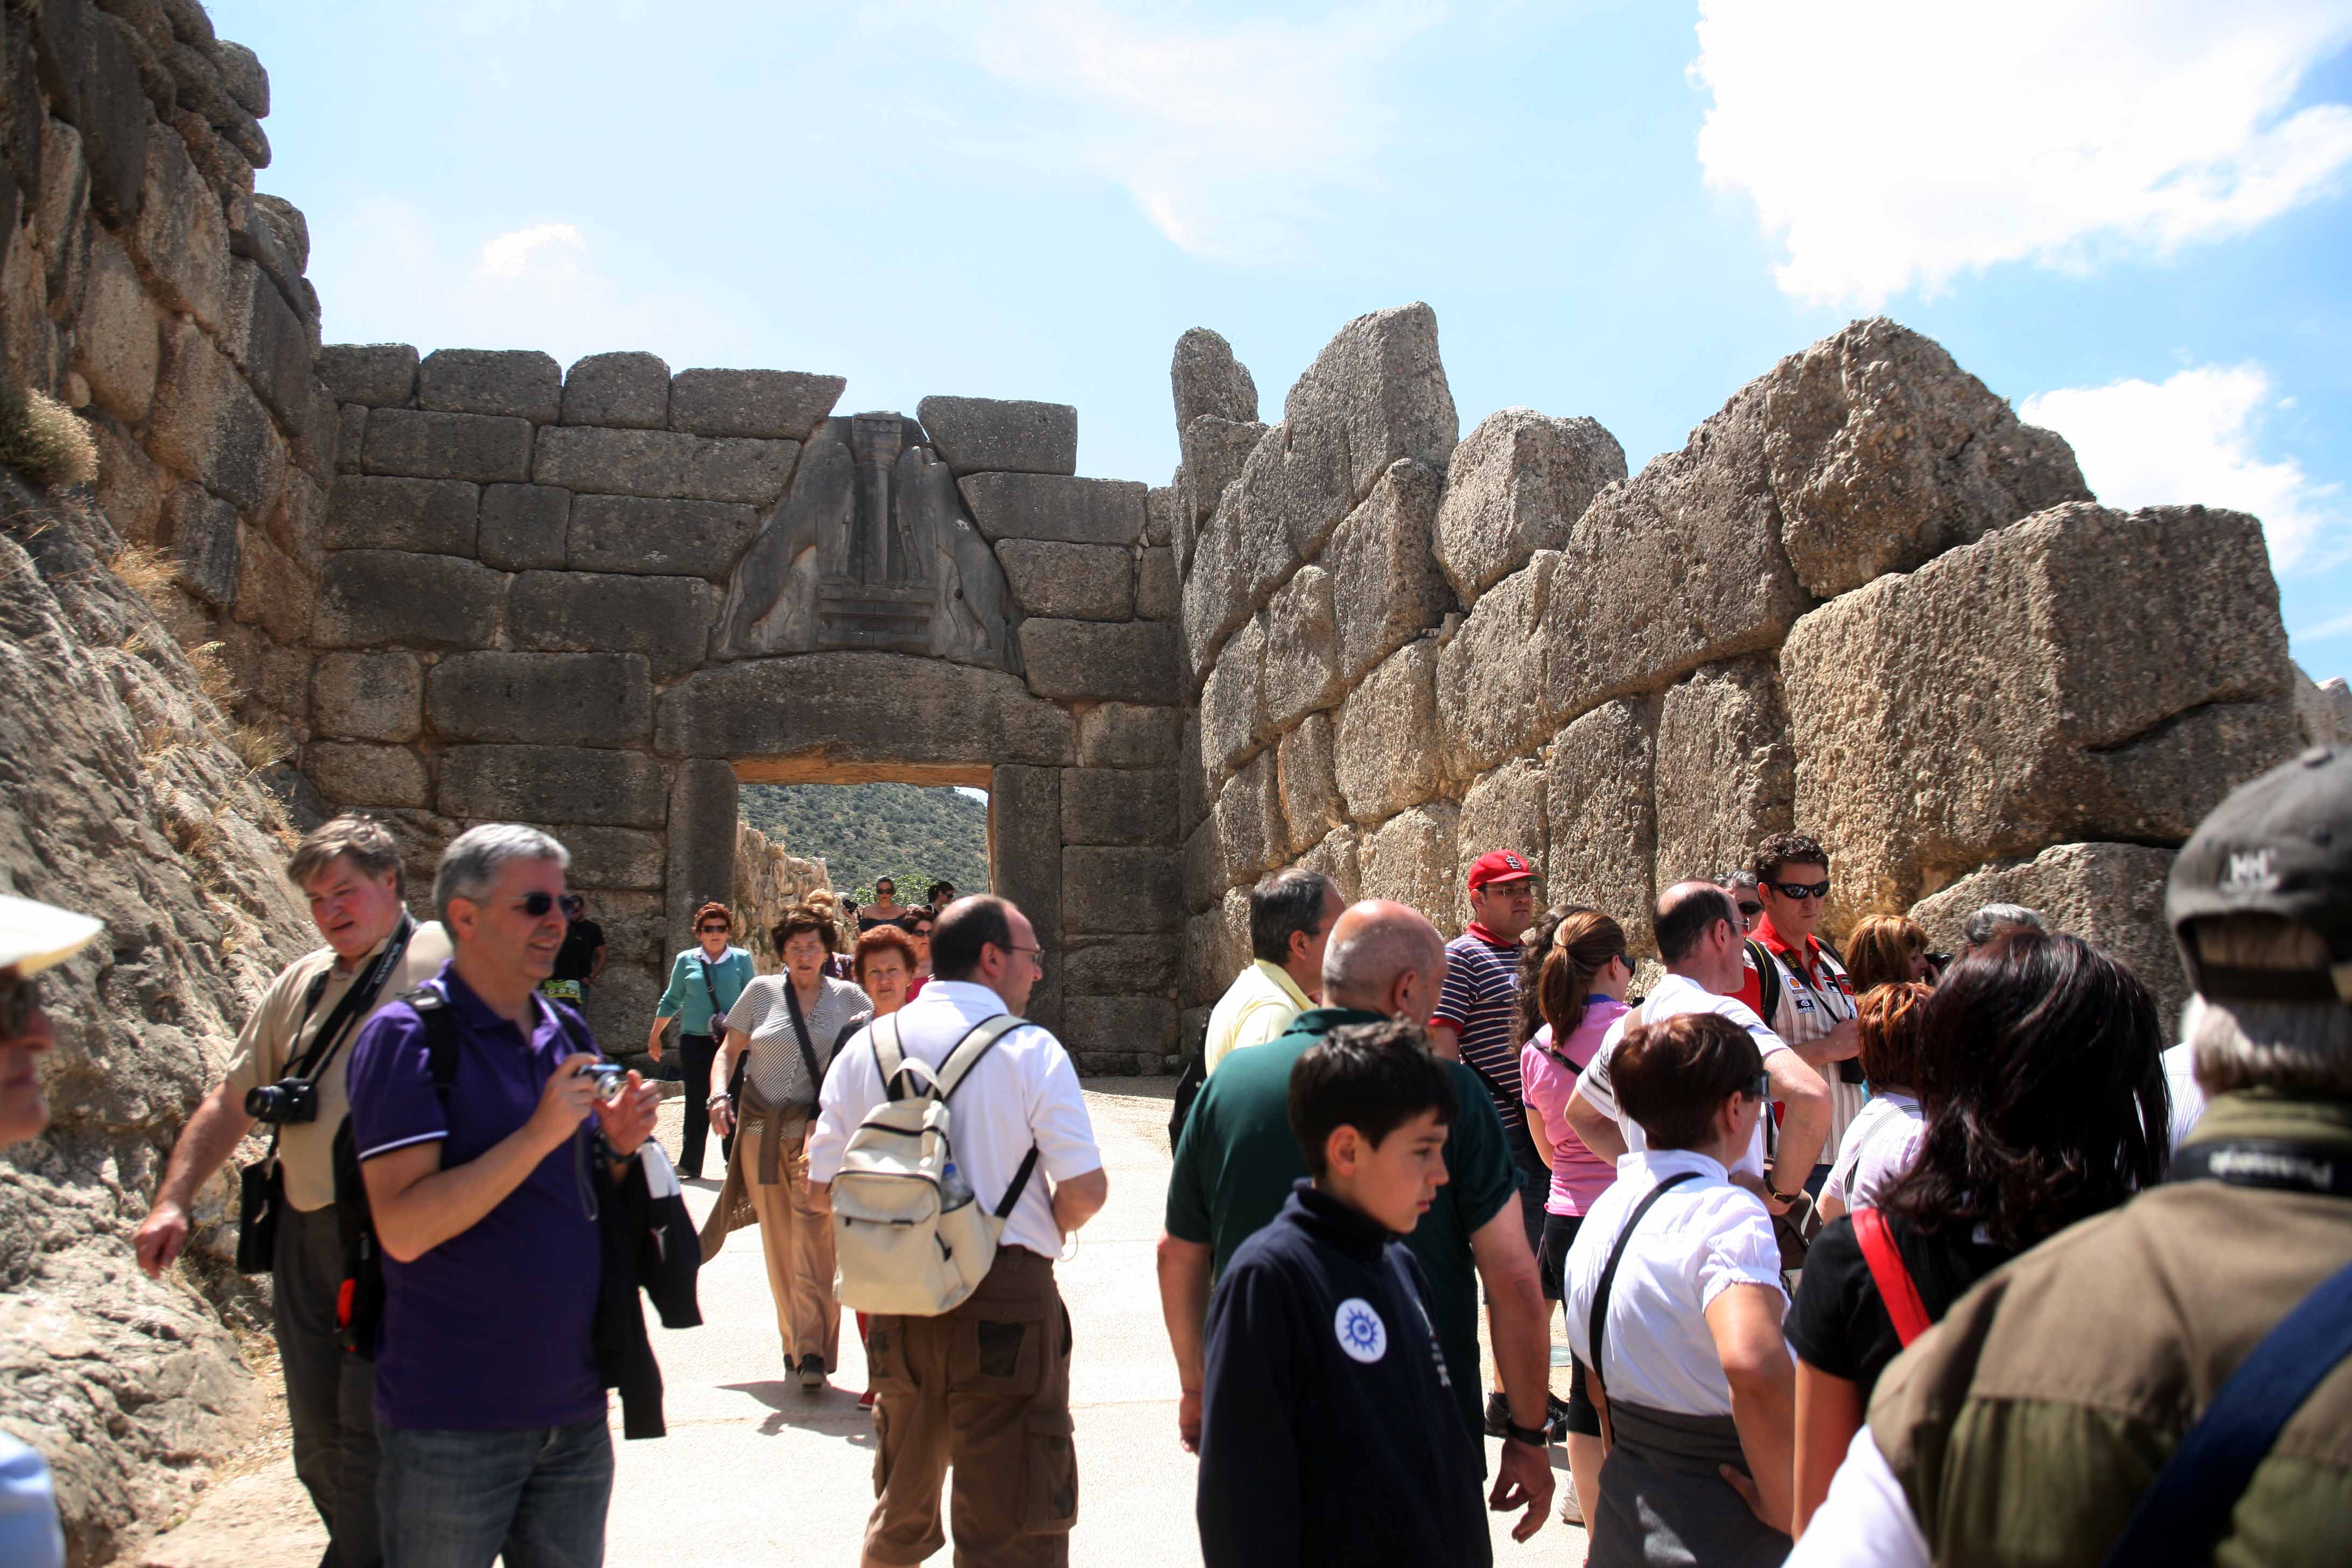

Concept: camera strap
[[288, 913, 418, 1089]]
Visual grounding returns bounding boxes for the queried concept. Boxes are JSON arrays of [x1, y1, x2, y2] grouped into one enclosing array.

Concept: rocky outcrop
[[732, 818, 829, 970]]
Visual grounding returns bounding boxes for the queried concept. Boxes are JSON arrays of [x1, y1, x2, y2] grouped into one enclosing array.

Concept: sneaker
[[1558, 1477, 1583, 1527], [797, 1354, 825, 1392], [1482, 1391, 1510, 1439]]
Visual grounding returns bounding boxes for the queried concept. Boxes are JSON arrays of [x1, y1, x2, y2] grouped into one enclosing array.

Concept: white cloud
[[915, 0, 1445, 262], [2019, 363, 2343, 570], [1691, 1, 2352, 305], [477, 222, 584, 281]]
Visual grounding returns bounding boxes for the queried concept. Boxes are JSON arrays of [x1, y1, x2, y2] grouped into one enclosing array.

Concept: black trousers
[[677, 1031, 719, 1177], [275, 1199, 381, 1568]]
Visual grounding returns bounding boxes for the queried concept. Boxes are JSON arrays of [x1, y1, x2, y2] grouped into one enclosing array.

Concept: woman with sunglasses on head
[[648, 902, 754, 1180], [1783, 932, 2166, 1536], [1515, 905, 1634, 1530], [1565, 1010, 1799, 1565]]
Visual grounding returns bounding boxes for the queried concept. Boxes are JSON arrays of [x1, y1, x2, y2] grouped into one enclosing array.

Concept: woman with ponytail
[[1517, 905, 1637, 1530]]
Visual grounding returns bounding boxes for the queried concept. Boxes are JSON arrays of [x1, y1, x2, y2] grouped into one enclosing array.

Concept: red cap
[[1467, 850, 1536, 893]]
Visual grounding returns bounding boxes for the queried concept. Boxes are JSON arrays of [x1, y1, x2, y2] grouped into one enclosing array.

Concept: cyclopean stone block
[[960, 473, 1147, 547], [918, 396, 1078, 478], [559, 825, 668, 893], [562, 351, 669, 429], [149, 320, 286, 516], [1077, 703, 1181, 770], [1064, 996, 1178, 1064], [165, 484, 240, 608], [1546, 698, 1658, 954], [1065, 936, 1178, 998], [991, 763, 1063, 1033], [325, 475, 478, 556], [312, 550, 506, 650], [1327, 458, 1452, 688], [362, 408, 535, 485], [1458, 758, 1548, 890], [232, 531, 312, 646], [1146, 485, 1178, 548], [670, 369, 845, 440], [1136, 546, 1178, 621], [439, 744, 669, 829], [1199, 617, 1266, 776], [1360, 802, 1461, 939], [1172, 327, 1259, 432], [1301, 825, 1362, 905], [1434, 408, 1626, 605], [507, 571, 714, 682], [666, 758, 738, 935], [426, 652, 654, 748], [1180, 415, 1267, 536], [566, 494, 759, 580], [317, 343, 417, 408], [1283, 302, 1459, 502], [1441, 547, 1556, 783], [1184, 813, 1226, 915], [532, 426, 800, 506], [1213, 750, 1286, 886], [1019, 620, 1179, 706], [1651, 657, 1794, 889], [995, 540, 1133, 621], [1783, 502, 2301, 921], [305, 741, 431, 810], [1062, 846, 1182, 935], [1062, 766, 1178, 846], [659, 653, 1074, 768], [1259, 563, 1342, 733], [336, 405, 367, 471], [128, 123, 228, 331], [418, 348, 563, 423], [1335, 640, 1443, 824], [1277, 712, 1346, 858], [478, 484, 570, 571], [310, 651, 422, 743]]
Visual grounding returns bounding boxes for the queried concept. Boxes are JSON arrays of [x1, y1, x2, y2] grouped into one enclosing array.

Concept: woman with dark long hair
[[1784, 930, 2168, 1534]]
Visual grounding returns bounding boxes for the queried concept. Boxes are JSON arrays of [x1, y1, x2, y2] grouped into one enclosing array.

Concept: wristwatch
[[707, 1091, 732, 1110], [1502, 1416, 1549, 1448]]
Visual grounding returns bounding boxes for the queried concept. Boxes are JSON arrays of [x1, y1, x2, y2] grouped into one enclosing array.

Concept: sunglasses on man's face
[[513, 891, 572, 919], [0, 972, 45, 1037], [1764, 879, 1830, 901]]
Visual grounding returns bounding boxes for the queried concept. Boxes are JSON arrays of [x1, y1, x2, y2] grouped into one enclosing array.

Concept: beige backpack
[[829, 1012, 1040, 1316]]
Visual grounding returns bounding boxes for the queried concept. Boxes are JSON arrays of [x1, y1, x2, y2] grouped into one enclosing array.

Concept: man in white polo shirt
[[1202, 869, 1340, 1075]]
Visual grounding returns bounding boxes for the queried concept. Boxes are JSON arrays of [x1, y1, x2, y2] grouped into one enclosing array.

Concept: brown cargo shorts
[[862, 1246, 1079, 1567]]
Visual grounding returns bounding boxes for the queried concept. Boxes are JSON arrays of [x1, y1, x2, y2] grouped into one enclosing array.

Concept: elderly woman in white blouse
[[1565, 1010, 1798, 1567], [700, 903, 872, 1391]]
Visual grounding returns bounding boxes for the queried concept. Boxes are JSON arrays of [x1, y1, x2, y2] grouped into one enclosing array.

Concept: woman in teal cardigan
[[647, 902, 755, 1178]]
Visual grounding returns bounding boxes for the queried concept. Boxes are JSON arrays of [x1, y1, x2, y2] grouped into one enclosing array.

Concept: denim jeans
[[377, 1418, 613, 1568]]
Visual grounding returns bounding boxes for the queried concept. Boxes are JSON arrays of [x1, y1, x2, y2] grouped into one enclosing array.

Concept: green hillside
[[739, 783, 989, 904]]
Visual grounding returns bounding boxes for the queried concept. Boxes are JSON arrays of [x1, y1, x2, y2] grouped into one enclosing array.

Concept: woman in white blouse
[[1564, 1011, 1797, 1566], [1815, 982, 1932, 1224]]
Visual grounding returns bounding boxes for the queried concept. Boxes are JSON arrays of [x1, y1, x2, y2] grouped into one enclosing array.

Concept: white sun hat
[[0, 894, 105, 975]]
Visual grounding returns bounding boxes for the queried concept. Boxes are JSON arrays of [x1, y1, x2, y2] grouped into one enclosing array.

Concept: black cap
[[2168, 745, 2352, 1003]]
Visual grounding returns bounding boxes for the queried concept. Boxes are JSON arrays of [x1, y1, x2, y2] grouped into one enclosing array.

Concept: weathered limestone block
[[508, 571, 713, 681], [310, 652, 421, 742], [533, 426, 798, 505], [127, 123, 228, 331], [38, 2, 151, 224], [1360, 802, 1461, 937], [306, 741, 431, 809], [267, 471, 328, 578], [1434, 408, 1626, 604], [1172, 327, 1259, 432], [1238, 415, 1354, 564], [670, 369, 845, 440], [917, 396, 1078, 478], [1063, 846, 1183, 935], [335, 405, 367, 471], [561, 351, 669, 429], [1437, 552, 1557, 781], [1784, 503, 2300, 919], [164, 484, 239, 608], [1335, 640, 1443, 824], [439, 744, 668, 829], [234, 263, 314, 429], [1062, 767, 1178, 846], [91, 415, 167, 547], [326, 475, 478, 556], [1066, 936, 1177, 998], [477, 484, 569, 572], [1180, 415, 1266, 533], [1179, 712, 1206, 836], [363, 408, 534, 485], [1019, 619, 1178, 705], [1184, 814, 1224, 916], [417, 349, 562, 423], [1300, 825, 1362, 905], [960, 473, 1146, 547], [995, 540, 1132, 621], [567, 494, 757, 580], [231, 531, 309, 645], [149, 321, 286, 515], [1277, 712, 1345, 858], [1213, 750, 1285, 886], [1761, 318, 2090, 598], [659, 653, 1073, 768], [1077, 702, 1181, 769], [1199, 616, 1266, 776], [1651, 657, 1794, 886], [993, 764, 1063, 1028], [312, 550, 506, 650], [1136, 547, 1178, 622], [2294, 667, 2352, 747], [1182, 908, 1228, 1007], [557, 825, 667, 892], [1179, 488, 1260, 683], [1260, 564, 1342, 732], [40, 116, 95, 332], [1065, 996, 1178, 1066], [1547, 698, 1658, 954], [214, 36, 268, 114], [1327, 458, 1451, 688], [1146, 484, 1178, 548], [317, 343, 417, 408], [664, 758, 738, 934], [73, 229, 160, 423], [1910, 842, 2184, 1030], [1284, 302, 1458, 503], [1459, 759, 1548, 885], [426, 652, 653, 748]]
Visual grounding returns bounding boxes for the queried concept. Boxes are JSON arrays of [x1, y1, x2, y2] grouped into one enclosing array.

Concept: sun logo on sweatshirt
[[1334, 1298, 1387, 1363]]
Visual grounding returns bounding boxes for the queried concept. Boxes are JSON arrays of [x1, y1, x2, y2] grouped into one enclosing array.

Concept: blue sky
[[212, 0, 2352, 678]]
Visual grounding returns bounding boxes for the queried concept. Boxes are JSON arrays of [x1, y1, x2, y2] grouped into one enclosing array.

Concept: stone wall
[[1172, 307, 2308, 1039], [732, 817, 828, 971]]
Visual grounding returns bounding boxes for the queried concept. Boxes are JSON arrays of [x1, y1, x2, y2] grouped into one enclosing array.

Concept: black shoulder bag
[[332, 982, 463, 1358], [780, 978, 830, 1109], [1584, 1170, 1701, 1447]]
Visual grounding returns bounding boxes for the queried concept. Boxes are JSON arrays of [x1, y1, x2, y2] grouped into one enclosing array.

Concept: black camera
[[576, 1061, 626, 1101], [245, 1078, 318, 1124]]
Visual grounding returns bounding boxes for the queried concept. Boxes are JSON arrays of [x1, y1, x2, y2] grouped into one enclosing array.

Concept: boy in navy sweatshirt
[[1196, 1020, 1498, 1568]]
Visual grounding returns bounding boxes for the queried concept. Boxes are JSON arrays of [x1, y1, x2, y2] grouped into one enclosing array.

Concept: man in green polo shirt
[[1158, 900, 1554, 1530]]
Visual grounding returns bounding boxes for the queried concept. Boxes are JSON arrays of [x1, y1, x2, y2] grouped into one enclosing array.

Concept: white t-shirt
[[2162, 1041, 2206, 1153], [1573, 971, 1792, 1181], [1783, 1427, 1931, 1568], [808, 979, 1102, 1259], [1822, 1091, 1925, 1214], [1562, 1149, 1789, 1416]]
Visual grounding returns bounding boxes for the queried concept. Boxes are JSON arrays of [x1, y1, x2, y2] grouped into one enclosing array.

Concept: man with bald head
[[1159, 900, 1555, 1538]]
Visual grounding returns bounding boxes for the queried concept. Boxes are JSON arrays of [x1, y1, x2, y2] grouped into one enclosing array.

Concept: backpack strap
[[1586, 1170, 1702, 1395], [872, 1014, 909, 1100], [2099, 1256, 2352, 1567], [1745, 939, 1783, 1027], [1852, 1206, 1931, 1347], [395, 984, 463, 1110], [934, 1013, 1029, 1101]]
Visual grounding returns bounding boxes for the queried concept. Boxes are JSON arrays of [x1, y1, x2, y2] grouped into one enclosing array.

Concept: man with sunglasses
[[132, 816, 453, 1568], [542, 894, 604, 1017], [1748, 834, 1864, 1196]]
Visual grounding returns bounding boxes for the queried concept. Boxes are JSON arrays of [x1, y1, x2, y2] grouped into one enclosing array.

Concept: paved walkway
[[147, 1080, 1587, 1566]]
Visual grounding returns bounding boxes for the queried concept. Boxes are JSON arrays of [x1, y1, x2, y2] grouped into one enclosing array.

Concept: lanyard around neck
[[2172, 1138, 2352, 1198]]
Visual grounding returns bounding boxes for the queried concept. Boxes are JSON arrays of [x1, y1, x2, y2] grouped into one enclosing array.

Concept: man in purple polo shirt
[[347, 824, 659, 1568]]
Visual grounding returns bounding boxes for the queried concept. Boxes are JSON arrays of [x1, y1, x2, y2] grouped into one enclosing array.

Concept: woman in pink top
[[1516, 906, 1635, 1530]]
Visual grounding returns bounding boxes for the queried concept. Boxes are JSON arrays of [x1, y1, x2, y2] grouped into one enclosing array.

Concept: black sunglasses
[[1, 971, 44, 1037], [1737, 901, 1763, 918], [514, 891, 575, 918], [1763, 879, 1830, 900], [698, 923, 729, 935]]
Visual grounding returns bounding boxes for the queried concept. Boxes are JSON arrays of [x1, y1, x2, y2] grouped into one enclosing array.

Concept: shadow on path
[[722, 1380, 879, 1447]]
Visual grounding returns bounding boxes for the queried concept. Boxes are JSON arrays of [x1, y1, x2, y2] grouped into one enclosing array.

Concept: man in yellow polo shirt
[[1203, 869, 1341, 1075]]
